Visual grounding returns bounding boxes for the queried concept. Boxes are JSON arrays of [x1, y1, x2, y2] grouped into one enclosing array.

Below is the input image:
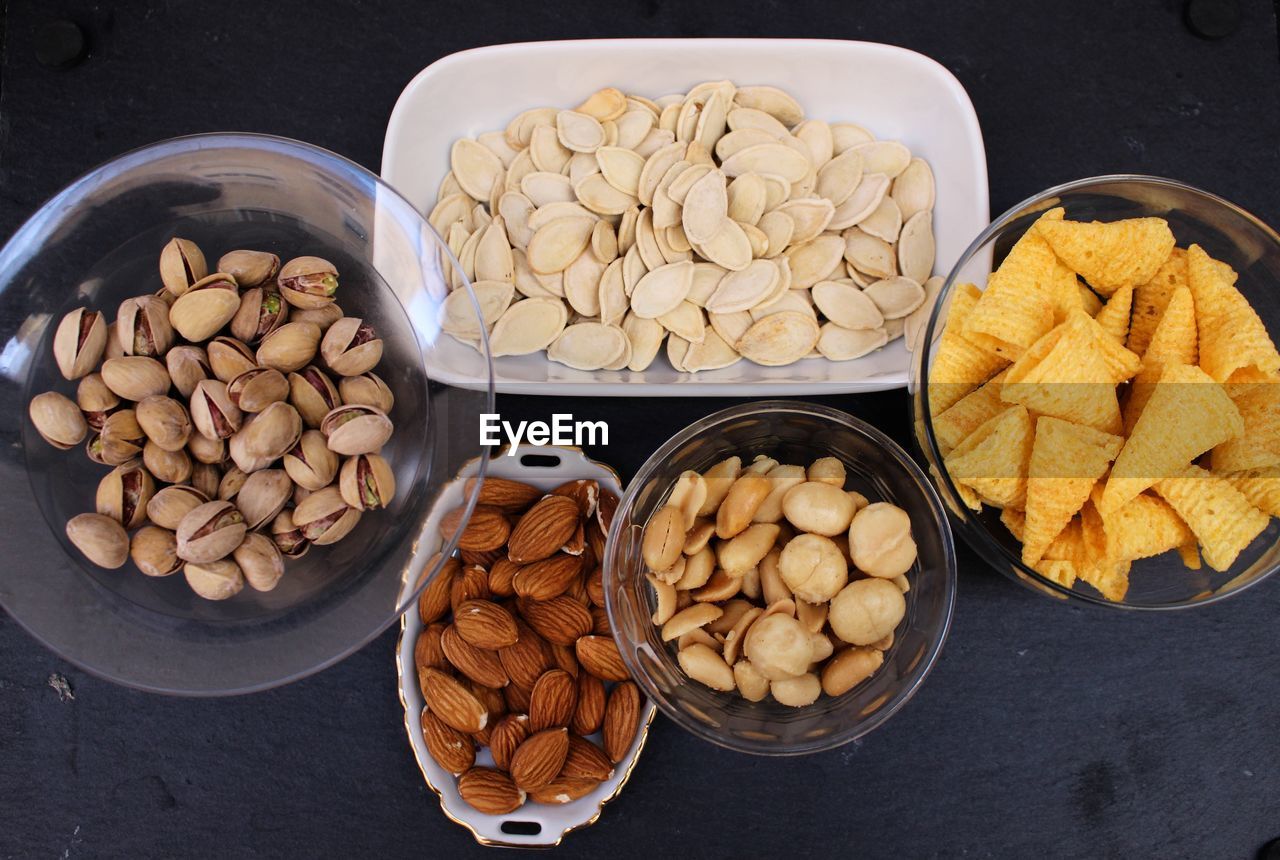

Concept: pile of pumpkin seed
[[432, 82, 941, 372]]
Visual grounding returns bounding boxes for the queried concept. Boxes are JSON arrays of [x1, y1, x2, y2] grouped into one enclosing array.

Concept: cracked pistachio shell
[[53, 308, 108, 380], [288, 365, 340, 428], [208, 336, 258, 383], [227, 367, 288, 413], [278, 256, 339, 310], [190, 379, 243, 440], [165, 345, 211, 399], [234, 532, 285, 592], [76, 373, 119, 430], [191, 462, 222, 499], [217, 250, 280, 289], [187, 430, 226, 465], [236, 469, 294, 531], [218, 465, 250, 501], [135, 395, 192, 451], [101, 356, 171, 401], [159, 238, 208, 296], [131, 525, 182, 577], [339, 453, 396, 511], [292, 485, 361, 546], [230, 286, 289, 344], [103, 321, 126, 361], [287, 303, 343, 333], [176, 500, 247, 564], [66, 513, 129, 569], [95, 459, 157, 529], [320, 405, 393, 456], [320, 317, 383, 377], [117, 295, 175, 357], [169, 273, 241, 342], [237, 401, 302, 462], [256, 321, 321, 374], [142, 439, 192, 484], [271, 509, 310, 559], [283, 429, 339, 491], [95, 408, 145, 466], [184, 558, 244, 601], [338, 372, 394, 414], [29, 391, 88, 449]]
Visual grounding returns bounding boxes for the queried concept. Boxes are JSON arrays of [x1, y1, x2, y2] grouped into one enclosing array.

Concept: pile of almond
[[414, 476, 643, 815]]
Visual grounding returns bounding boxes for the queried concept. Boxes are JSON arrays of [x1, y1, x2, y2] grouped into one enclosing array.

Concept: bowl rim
[[603, 399, 958, 755], [913, 173, 1280, 611], [1, 131, 498, 695]]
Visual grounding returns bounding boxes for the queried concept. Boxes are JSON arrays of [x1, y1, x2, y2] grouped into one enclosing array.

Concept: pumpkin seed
[[757, 210, 795, 258], [817, 323, 888, 361], [665, 224, 692, 254], [735, 311, 820, 366], [828, 173, 891, 230], [683, 329, 741, 371], [635, 207, 666, 270], [831, 123, 874, 153], [497, 192, 536, 250], [811, 281, 884, 330], [720, 144, 810, 184], [793, 120, 834, 168], [774, 199, 834, 245], [556, 110, 606, 153], [630, 260, 694, 319], [709, 310, 754, 345], [527, 201, 597, 232], [897, 210, 935, 284], [505, 107, 558, 150], [758, 173, 791, 209], [441, 280, 515, 338], [892, 157, 935, 222], [563, 250, 606, 317], [751, 288, 815, 321], [527, 217, 595, 274], [863, 276, 926, 319], [666, 163, 714, 205], [657, 301, 707, 343], [512, 248, 557, 299], [816, 149, 864, 206], [504, 149, 537, 193], [474, 217, 515, 283], [548, 322, 628, 370], [576, 88, 627, 122], [489, 297, 568, 356], [598, 258, 628, 326], [726, 107, 790, 138], [634, 128, 676, 158], [903, 275, 944, 352], [622, 243, 648, 296], [596, 146, 646, 196], [604, 327, 633, 370], [682, 169, 729, 244], [850, 140, 911, 178], [429, 193, 475, 236], [437, 171, 466, 201], [694, 89, 729, 151], [614, 110, 655, 149], [695, 219, 753, 271], [785, 235, 846, 289], [705, 259, 780, 314], [520, 172, 576, 207], [529, 125, 573, 173], [576, 174, 639, 215], [617, 206, 640, 254], [686, 262, 727, 307], [591, 220, 618, 264], [451, 139, 506, 200], [714, 128, 778, 161], [858, 196, 903, 243], [733, 86, 804, 127], [568, 151, 601, 186], [637, 141, 687, 207], [726, 174, 767, 225], [843, 228, 897, 279], [478, 131, 520, 167], [623, 312, 665, 371]]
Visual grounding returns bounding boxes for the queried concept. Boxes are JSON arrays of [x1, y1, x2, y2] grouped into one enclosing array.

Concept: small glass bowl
[[911, 175, 1280, 609], [603, 401, 956, 756]]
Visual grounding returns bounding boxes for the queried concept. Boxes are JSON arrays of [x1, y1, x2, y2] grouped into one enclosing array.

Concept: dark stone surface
[[2, 2, 1279, 857]]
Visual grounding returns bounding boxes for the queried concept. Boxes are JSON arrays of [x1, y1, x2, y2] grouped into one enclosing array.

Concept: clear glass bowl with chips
[[911, 175, 1280, 609]]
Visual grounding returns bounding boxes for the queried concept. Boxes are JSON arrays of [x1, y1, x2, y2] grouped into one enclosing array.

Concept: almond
[[504, 680, 533, 713], [551, 478, 599, 517], [520, 595, 594, 646], [561, 520, 587, 556], [550, 642, 580, 677], [561, 734, 614, 781], [489, 713, 530, 771], [488, 557, 521, 597], [450, 565, 491, 613], [570, 673, 606, 735], [508, 495, 580, 563], [528, 775, 600, 804], [512, 554, 582, 601], [510, 727, 569, 791], [603, 680, 642, 764], [460, 546, 505, 568], [565, 574, 591, 607], [457, 766, 525, 815], [421, 709, 475, 775], [498, 621, 553, 688], [417, 554, 458, 625], [455, 599, 519, 649], [466, 476, 543, 512], [421, 668, 489, 734], [414, 623, 449, 677], [465, 679, 507, 745], [596, 488, 620, 534], [586, 564, 605, 607], [585, 519, 606, 564], [590, 606, 612, 636], [441, 624, 509, 689], [442, 504, 511, 552], [529, 669, 578, 731], [575, 634, 630, 682]]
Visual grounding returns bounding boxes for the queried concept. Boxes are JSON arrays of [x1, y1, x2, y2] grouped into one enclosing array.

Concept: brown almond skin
[[460, 546, 505, 568], [454, 599, 519, 649], [457, 767, 524, 815], [586, 565, 606, 607], [440, 624, 509, 689], [590, 606, 612, 637], [528, 669, 578, 732], [550, 478, 599, 517], [512, 554, 582, 601], [489, 558, 521, 597], [499, 622, 554, 689], [421, 710, 475, 775], [550, 642, 580, 678], [503, 681, 533, 714], [465, 476, 543, 512], [508, 495, 580, 564], [465, 679, 508, 743], [450, 566, 491, 613], [421, 668, 489, 734], [570, 673, 606, 735], [561, 735, 614, 781], [519, 595, 594, 646], [441, 504, 510, 552], [415, 623, 449, 676], [603, 681, 642, 764], [575, 635, 631, 682], [489, 714, 531, 772], [417, 554, 459, 625], [509, 728, 569, 792], [529, 776, 600, 805]]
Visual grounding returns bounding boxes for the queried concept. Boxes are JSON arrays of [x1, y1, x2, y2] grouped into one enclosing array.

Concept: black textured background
[[3, 2, 1280, 858]]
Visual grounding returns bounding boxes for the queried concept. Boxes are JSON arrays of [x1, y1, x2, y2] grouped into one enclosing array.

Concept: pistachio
[[227, 367, 288, 413], [187, 431, 226, 465], [29, 391, 88, 449], [207, 336, 258, 383], [339, 453, 396, 511], [159, 237, 208, 296], [256, 319, 323, 374], [95, 409, 146, 465], [184, 558, 245, 600], [292, 485, 361, 545], [130, 526, 182, 577], [218, 466, 250, 501], [146, 485, 209, 530], [169, 272, 240, 342], [95, 459, 157, 529], [152, 285, 177, 306], [278, 256, 339, 309], [236, 400, 302, 461], [191, 462, 222, 499], [101, 356, 171, 401], [176, 499, 248, 563], [320, 317, 383, 377], [338, 372, 394, 413], [103, 321, 126, 361], [217, 250, 280, 289], [76, 373, 119, 430], [320, 405, 393, 456], [117, 295, 175, 357], [236, 469, 293, 530], [234, 532, 285, 591], [190, 379, 243, 440], [288, 303, 343, 332], [230, 286, 289, 343], [66, 513, 129, 569], [271, 509, 310, 559], [142, 440, 192, 484], [288, 365, 340, 428], [53, 308, 108, 380], [283, 429, 338, 491], [135, 395, 192, 451], [165, 345, 211, 399], [227, 418, 277, 474], [292, 484, 313, 507]]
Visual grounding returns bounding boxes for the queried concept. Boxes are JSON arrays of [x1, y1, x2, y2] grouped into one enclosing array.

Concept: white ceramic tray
[[382, 38, 989, 395], [396, 446, 656, 848]]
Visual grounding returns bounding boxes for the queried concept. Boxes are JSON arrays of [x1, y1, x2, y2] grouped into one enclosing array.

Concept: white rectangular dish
[[382, 38, 989, 396]]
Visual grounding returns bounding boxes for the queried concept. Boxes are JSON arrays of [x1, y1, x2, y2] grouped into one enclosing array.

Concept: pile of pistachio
[[28, 238, 397, 600]]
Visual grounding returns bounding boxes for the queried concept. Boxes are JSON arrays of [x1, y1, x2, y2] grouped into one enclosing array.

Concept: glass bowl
[[0, 133, 494, 694], [603, 401, 956, 756], [911, 175, 1280, 610]]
